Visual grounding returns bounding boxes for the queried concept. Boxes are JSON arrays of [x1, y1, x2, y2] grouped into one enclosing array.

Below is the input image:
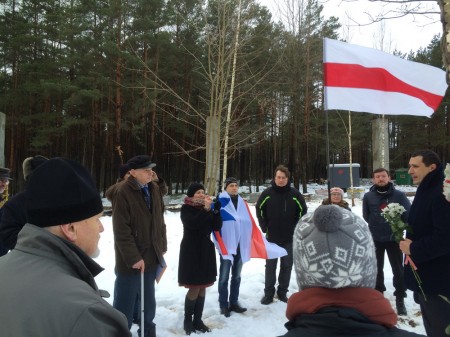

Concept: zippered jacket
[[256, 181, 307, 245]]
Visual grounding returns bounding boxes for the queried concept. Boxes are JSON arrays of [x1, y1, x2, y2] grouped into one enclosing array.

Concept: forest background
[[0, 0, 448, 196]]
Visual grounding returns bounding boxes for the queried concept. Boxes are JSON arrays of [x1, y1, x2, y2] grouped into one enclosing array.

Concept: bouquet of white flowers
[[381, 203, 411, 242], [444, 163, 450, 202], [381, 202, 426, 300]]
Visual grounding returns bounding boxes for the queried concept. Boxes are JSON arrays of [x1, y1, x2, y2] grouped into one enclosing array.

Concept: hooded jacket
[[0, 224, 130, 337]]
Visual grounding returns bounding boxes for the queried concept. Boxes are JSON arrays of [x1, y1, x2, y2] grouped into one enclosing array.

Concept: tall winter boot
[[193, 296, 211, 333], [396, 297, 407, 316], [184, 296, 196, 335]]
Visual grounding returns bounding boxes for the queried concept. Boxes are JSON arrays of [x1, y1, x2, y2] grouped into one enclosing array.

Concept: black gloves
[[212, 199, 221, 214]]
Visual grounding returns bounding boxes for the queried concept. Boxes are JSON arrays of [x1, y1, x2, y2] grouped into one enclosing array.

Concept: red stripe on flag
[[213, 231, 228, 256], [244, 201, 268, 259], [324, 63, 443, 110]]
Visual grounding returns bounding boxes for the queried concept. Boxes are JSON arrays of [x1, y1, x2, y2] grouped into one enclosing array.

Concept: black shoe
[[396, 298, 407, 316], [278, 293, 288, 303], [193, 320, 211, 333], [220, 307, 230, 317], [230, 303, 247, 313], [260, 295, 273, 305]]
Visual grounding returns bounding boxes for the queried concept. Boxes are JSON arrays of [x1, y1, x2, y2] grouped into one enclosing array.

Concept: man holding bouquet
[[400, 150, 450, 337]]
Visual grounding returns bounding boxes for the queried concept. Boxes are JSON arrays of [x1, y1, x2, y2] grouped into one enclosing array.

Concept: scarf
[[286, 287, 397, 328], [184, 196, 206, 208]]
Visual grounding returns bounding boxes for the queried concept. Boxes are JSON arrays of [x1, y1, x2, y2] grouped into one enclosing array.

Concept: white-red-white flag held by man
[[323, 38, 448, 117]]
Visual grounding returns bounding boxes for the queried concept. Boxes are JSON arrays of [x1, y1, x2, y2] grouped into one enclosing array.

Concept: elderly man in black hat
[[0, 167, 12, 256], [0, 158, 131, 337], [111, 155, 168, 337]]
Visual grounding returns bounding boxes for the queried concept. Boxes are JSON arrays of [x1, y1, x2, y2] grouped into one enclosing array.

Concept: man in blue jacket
[[400, 150, 450, 337], [256, 165, 307, 305], [362, 168, 410, 315]]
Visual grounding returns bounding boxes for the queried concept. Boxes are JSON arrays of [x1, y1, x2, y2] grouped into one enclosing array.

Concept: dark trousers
[[374, 241, 406, 298], [414, 292, 450, 337], [264, 241, 293, 297], [218, 253, 243, 308], [113, 267, 157, 336]]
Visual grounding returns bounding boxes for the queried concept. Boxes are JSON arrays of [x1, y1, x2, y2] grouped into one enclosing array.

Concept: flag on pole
[[323, 38, 448, 117]]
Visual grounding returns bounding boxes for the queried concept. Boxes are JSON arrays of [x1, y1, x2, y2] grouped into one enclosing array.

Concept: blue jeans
[[113, 267, 157, 335], [218, 253, 243, 308]]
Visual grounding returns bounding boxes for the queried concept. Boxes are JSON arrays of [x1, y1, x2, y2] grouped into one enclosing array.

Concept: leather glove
[[212, 199, 221, 214]]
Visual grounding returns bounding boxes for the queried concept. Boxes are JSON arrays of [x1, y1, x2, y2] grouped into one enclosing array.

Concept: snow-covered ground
[[96, 186, 425, 337]]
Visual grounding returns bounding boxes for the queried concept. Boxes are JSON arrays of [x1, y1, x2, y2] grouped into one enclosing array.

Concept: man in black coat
[[256, 165, 307, 305], [400, 150, 450, 337], [0, 155, 48, 251], [362, 167, 410, 315]]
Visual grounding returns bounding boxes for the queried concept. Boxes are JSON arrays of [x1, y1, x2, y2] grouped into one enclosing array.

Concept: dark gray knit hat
[[186, 182, 204, 197], [293, 205, 376, 290], [26, 158, 103, 227], [224, 177, 238, 189]]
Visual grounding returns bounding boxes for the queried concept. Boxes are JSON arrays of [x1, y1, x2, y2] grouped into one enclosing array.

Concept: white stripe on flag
[[323, 38, 447, 117]]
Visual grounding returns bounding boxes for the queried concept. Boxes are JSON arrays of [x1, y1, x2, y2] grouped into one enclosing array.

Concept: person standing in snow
[[400, 150, 450, 337], [0, 167, 12, 256], [0, 155, 48, 252], [256, 165, 307, 304], [112, 155, 167, 337], [216, 177, 248, 317], [321, 187, 351, 210], [279, 205, 425, 337], [362, 168, 410, 316], [0, 157, 130, 337], [178, 182, 222, 335]]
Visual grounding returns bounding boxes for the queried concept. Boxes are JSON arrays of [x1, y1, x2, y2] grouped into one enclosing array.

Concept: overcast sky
[[258, 0, 442, 54]]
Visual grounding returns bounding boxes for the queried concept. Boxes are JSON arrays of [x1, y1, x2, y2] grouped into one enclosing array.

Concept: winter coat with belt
[[0, 224, 131, 337], [406, 165, 450, 296], [256, 181, 307, 245], [362, 182, 411, 242], [112, 176, 167, 273], [178, 204, 222, 286]]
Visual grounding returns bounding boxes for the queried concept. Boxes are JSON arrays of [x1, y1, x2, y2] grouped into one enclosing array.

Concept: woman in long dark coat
[[178, 183, 222, 335]]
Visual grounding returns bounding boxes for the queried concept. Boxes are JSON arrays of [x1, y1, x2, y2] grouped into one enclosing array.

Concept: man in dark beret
[[112, 155, 168, 337]]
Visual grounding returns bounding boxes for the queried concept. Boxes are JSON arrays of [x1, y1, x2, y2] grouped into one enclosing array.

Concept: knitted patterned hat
[[293, 205, 376, 290]]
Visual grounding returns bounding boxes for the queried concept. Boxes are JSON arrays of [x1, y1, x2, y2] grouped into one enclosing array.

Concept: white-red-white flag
[[323, 38, 448, 117]]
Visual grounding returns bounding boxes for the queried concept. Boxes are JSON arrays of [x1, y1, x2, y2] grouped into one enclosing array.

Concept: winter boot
[[396, 297, 407, 316], [193, 296, 211, 333], [184, 296, 196, 335]]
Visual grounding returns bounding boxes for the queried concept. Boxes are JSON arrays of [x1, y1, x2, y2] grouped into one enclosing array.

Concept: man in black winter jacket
[[256, 165, 307, 305], [362, 168, 410, 316]]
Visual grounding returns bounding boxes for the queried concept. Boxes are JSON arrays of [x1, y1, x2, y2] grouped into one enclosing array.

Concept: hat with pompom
[[293, 205, 376, 290]]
